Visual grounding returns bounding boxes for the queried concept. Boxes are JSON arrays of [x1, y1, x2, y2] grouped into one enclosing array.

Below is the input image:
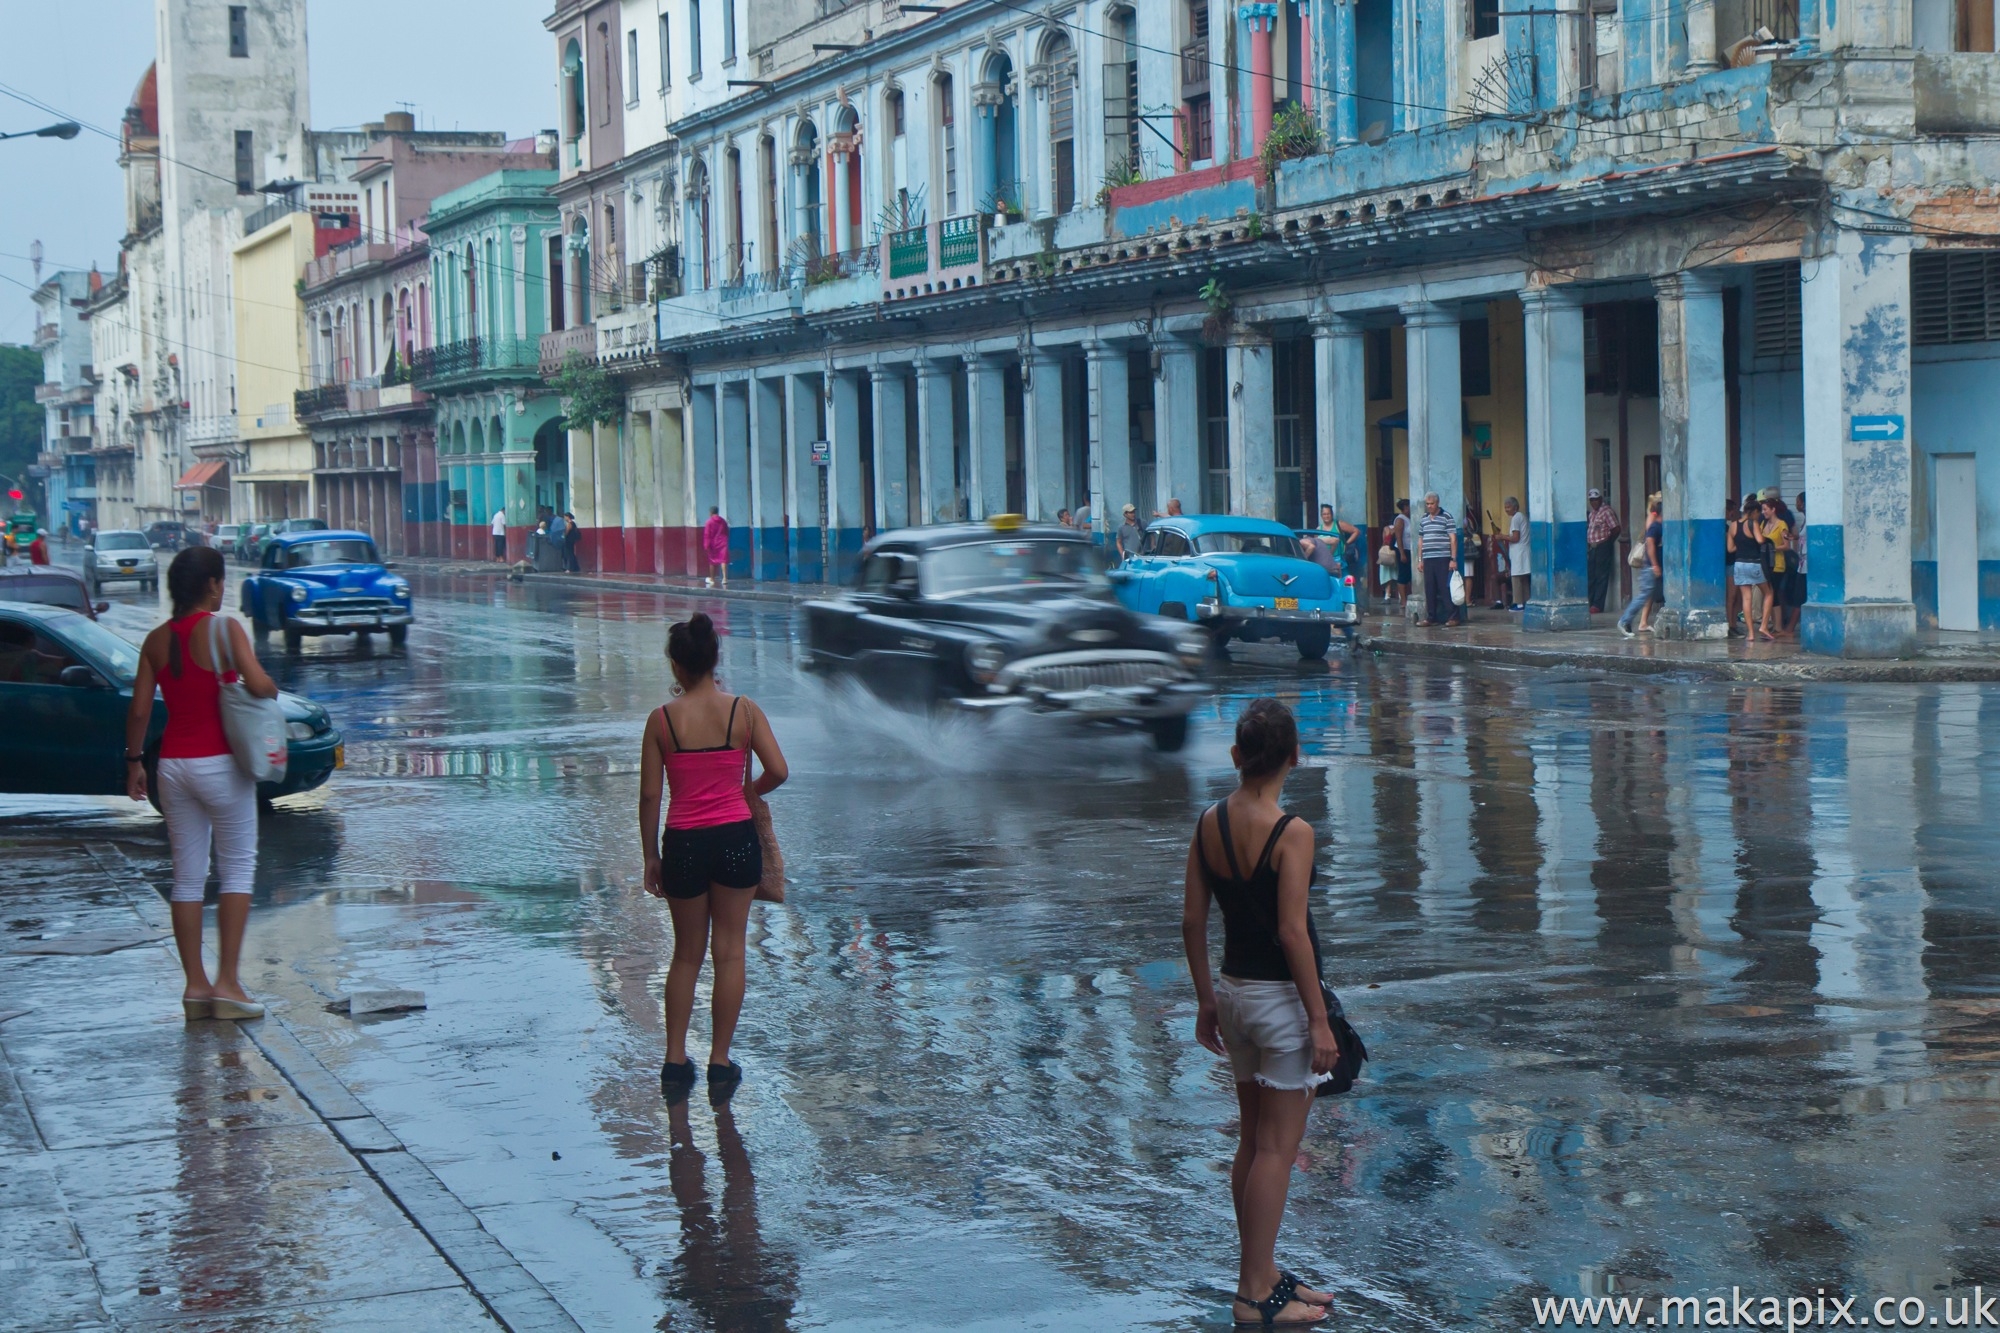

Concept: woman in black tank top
[[1181, 698, 1341, 1329]]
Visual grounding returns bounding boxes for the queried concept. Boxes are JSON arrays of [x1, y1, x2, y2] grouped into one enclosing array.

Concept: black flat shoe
[[660, 1059, 697, 1105], [706, 1060, 743, 1107]]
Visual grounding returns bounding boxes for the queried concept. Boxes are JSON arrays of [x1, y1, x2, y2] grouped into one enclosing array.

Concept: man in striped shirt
[[1416, 492, 1462, 625]]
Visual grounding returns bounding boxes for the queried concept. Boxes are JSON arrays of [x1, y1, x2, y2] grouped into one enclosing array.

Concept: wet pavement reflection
[[9, 569, 2000, 1330]]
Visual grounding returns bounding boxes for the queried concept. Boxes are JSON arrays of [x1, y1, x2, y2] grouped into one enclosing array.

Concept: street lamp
[[0, 122, 81, 142]]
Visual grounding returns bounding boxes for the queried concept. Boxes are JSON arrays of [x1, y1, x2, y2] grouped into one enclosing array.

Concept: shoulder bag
[[742, 738, 786, 903], [1213, 805, 1370, 1097], [206, 614, 288, 784]]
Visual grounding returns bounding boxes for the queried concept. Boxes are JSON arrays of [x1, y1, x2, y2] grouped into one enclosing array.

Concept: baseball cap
[[1122, 503, 1136, 513], [1587, 488, 1603, 499]]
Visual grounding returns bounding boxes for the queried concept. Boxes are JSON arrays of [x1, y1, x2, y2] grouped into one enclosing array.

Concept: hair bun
[[667, 613, 721, 679]]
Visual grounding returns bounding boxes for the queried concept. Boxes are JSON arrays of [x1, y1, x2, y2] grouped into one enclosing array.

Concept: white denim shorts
[[1216, 976, 1331, 1092]]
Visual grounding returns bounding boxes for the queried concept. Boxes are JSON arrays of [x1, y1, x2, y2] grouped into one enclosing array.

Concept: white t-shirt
[[491, 510, 507, 536], [1509, 512, 1530, 576]]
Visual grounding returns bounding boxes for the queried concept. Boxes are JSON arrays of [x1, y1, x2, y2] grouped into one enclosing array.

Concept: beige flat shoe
[[209, 997, 265, 1020], [182, 998, 213, 1021]]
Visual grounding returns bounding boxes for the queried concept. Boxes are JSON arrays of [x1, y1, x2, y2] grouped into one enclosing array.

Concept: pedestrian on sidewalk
[[702, 507, 730, 589], [1502, 497, 1529, 610], [561, 511, 582, 572], [1116, 504, 1143, 561], [1417, 493, 1460, 626], [490, 507, 508, 563], [1731, 495, 1769, 641], [1390, 500, 1413, 612], [1182, 698, 1340, 1330], [639, 613, 789, 1106], [123, 546, 278, 1022], [1762, 494, 1802, 639], [1618, 498, 1663, 638], [1586, 489, 1620, 613]]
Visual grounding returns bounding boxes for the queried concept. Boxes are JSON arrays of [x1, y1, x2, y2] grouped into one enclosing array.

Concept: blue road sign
[[1850, 414, 1905, 441]]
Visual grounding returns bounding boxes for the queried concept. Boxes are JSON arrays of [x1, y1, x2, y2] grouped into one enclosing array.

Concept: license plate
[[1275, 597, 1299, 610], [334, 745, 344, 769], [335, 616, 374, 625]]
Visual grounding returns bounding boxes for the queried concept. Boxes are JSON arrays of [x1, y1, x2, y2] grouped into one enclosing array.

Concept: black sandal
[[1280, 1270, 1333, 1308], [660, 1059, 697, 1105], [1233, 1274, 1328, 1329]]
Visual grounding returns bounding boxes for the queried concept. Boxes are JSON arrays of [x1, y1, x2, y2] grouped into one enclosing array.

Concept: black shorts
[[659, 820, 761, 899]]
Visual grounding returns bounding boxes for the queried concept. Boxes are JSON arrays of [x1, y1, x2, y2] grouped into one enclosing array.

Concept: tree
[[0, 346, 45, 512], [551, 353, 620, 432]]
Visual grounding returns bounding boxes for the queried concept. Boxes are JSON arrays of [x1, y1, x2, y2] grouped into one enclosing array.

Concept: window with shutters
[[688, 0, 702, 80], [659, 14, 671, 88], [228, 6, 249, 57], [234, 130, 255, 194], [936, 75, 959, 215], [1752, 262, 1801, 359], [1045, 36, 1077, 214], [626, 30, 640, 106], [1106, 9, 1139, 175], [1913, 252, 2000, 345]]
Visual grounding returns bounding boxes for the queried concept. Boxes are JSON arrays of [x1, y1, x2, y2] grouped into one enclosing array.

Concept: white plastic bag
[[208, 614, 288, 784], [1449, 570, 1467, 607]]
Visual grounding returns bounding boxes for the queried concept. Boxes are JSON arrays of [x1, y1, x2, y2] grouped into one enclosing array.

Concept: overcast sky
[[0, 0, 554, 343]]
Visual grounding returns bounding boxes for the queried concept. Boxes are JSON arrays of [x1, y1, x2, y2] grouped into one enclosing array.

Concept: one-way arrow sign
[[1850, 414, 1905, 441]]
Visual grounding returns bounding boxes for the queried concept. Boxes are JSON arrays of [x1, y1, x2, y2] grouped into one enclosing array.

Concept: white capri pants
[[157, 755, 259, 902]]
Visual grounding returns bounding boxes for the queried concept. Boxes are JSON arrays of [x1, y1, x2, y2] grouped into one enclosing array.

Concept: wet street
[[8, 570, 2000, 1331]]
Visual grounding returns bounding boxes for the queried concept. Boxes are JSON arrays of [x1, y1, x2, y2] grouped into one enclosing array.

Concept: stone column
[[1087, 339, 1132, 535], [1800, 222, 1917, 658], [966, 353, 1009, 519], [915, 355, 957, 524], [1227, 331, 1276, 518], [719, 380, 751, 577], [1521, 288, 1592, 630], [1654, 272, 1729, 639], [1025, 347, 1066, 521], [1154, 336, 1202, 516], [593, 419, 626, 572], [750, 374, 787, 579], [567, 421, 595, 568], [1312, 314, 1366, 529], [1686, 0, 1720, 71], [869, 363, 910, 530], [1331, 0, 1359, 143], [631, 408, 658, 573], [1297, 0, 1316, 112], [787, 373, 825, 582], [833, 147, 854, 255], [1402, 302, 1463, 622], [828, 369, 867, 579], [1244, 3, 1279, 150]]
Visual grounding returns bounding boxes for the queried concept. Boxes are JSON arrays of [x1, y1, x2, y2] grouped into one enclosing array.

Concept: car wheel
[[387, 624, 408, 647], [1296, 625, 1333, 661], [283, 626, 303, 654], [1206, 626, 1233, 658], [1149, 715, 1190, 753]]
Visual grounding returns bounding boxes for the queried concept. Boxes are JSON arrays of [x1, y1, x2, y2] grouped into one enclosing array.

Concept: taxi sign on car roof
[[988, 514, 1026, 532]]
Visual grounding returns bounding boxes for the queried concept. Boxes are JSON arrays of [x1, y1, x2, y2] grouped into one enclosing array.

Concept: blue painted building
[[543, 0, 2000, 655], [30, 271, 101, 537]]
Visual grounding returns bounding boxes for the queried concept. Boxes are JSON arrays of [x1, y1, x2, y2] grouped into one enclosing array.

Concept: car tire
[[1297, 625, 1334, 661], [1206, 626, 1233, 658], [387, 624, 408, 647], [283, 626, 303, 654], [1149, 715, 1190, 753]]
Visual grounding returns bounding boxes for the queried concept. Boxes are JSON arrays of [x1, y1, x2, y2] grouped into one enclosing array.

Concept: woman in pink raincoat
[[702, 507, 730, 589]]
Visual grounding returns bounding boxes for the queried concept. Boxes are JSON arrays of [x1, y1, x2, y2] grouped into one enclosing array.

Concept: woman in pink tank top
[[638, 613, 788, 1105], [124, 546, 279, 1022]]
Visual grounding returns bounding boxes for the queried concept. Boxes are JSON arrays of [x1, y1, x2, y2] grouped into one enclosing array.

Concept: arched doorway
[[533, 417, 568, 516], [977, 52, 1018, 214]]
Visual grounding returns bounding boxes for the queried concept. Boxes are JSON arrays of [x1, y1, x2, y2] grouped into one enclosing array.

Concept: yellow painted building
[[231, 213, 315, 521]]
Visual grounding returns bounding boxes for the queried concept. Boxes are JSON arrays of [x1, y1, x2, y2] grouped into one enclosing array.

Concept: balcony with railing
[[597, 307, 657, 364], [411, 337, 540, 387], [882, 215, 988, 303], [539, 324, 598, 377], [302, 241, 407, 291], [32, 323, 59, 348], [294, 383, 351, 420]]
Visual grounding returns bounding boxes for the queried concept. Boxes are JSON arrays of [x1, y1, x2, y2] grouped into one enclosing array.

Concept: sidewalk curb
[[404, 558, 819, 607], [86, 843, 583, 1333], [1356, 629, 2000, 684]]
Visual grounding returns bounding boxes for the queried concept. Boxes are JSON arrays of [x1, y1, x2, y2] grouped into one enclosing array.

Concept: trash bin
[[529, 534, 566, 573]]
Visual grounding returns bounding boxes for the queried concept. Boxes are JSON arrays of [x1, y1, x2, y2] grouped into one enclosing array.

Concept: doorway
[[1937, 454, 1979, 631]]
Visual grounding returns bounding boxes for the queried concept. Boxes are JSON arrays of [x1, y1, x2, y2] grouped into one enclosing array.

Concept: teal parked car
[[0, 602, 342, 806], [1111, 514, 1359, 659]]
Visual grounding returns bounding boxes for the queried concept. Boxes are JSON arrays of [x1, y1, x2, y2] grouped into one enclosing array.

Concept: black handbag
[[1213, 805, 1370, 1097]]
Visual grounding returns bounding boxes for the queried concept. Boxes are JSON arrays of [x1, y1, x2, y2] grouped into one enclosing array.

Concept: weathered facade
[[30, 271, 100, 536]]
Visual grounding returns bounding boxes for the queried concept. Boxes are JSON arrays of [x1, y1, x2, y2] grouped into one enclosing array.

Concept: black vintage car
[[800, 520, 1209, 750]]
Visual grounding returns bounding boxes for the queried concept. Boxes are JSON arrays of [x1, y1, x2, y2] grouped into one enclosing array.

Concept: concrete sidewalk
[[1356, 606, 2000, 682], [0, 843, 579, 1332]]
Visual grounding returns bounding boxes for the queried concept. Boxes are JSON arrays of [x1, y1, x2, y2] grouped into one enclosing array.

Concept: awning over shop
[[174, 460, 227, 490]]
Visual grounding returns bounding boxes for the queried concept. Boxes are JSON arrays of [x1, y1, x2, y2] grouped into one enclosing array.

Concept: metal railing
[[244, 197, 300, 236], [410, 337, 539, 384], [887, 225, 930, 279], [294, 384, 349, 419], [939, 215, 983, 269], [719, 266, 796, 301]]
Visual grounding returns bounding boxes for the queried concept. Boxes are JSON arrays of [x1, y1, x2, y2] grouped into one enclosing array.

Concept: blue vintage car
[[240, 530, 413, 652], [1113, 514, 1358, 659]]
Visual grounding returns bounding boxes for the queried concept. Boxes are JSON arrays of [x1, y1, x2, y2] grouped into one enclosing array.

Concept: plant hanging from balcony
[[1258, 102, 1324, 181], [1200, 276, 1233, 344], [552, 353, 619, 431], [1096, 157, 1145, 208]]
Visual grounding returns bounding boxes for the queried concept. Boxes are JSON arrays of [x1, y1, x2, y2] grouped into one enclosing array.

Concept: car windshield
[[286, 539, 378, 568], [0, 577, 88, 614], [283, 519, 329, 532], [922, 539, 1104, 599], [1194, 530, 1303, 558], [55, 615, 142, 685], [96, 532, 149, 551]]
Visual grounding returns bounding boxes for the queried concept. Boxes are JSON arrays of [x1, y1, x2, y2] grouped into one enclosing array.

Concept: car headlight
[[966, 641, 1006, 683], [289, 586, 307, 602], [286, 721, 314, 740], [392, 583, 409, 598]]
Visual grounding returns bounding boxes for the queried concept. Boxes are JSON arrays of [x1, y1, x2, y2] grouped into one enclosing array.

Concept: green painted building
[[414, 169, 563, 559]]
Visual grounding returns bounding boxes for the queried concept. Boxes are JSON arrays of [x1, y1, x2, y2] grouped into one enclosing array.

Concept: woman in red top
[[123, 546, 279, 1021], [638, 613, 787, 1104]]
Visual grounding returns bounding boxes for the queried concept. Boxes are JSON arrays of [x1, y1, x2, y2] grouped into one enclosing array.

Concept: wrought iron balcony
[[294, 383, 350, 419], [887, 226, 930, 279]]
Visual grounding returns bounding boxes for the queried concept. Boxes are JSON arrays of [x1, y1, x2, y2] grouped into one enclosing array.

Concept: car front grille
[[311, 597, 394, 614], [1006, 653, 1181, 694]]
